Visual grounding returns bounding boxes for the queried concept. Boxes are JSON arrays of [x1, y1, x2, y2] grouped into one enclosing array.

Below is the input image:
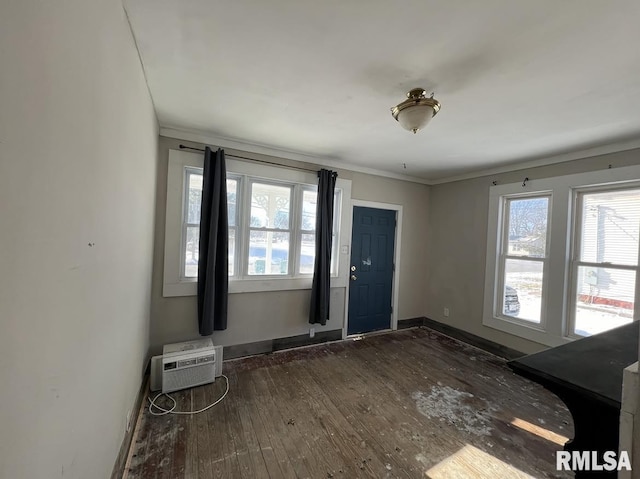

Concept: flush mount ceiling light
[[391, 88, 441, 134]]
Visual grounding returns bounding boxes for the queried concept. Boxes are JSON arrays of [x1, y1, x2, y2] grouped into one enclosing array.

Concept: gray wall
[[150, 137, 430, 353], [426, 149, 640, 354], [0, 1, 158, 478]]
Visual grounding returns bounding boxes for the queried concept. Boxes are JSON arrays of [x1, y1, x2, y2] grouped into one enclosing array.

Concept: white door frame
[[342, 200, 403, 339]]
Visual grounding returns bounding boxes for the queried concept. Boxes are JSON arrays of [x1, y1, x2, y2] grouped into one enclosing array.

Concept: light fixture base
[[391, 88, 441, 133]]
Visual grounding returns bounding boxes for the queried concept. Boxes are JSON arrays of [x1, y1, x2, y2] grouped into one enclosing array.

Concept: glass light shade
[[397, 105, 434, 133]]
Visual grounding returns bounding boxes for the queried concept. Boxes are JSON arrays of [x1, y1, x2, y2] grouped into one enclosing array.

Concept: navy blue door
[[347, 207, 396, 335]]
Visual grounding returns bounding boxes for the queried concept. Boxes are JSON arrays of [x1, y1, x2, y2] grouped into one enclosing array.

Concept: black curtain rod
[[179, 144, 323, 175]]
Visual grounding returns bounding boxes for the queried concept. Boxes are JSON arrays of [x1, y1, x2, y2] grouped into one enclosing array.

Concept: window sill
[[163, 275, 347, 297], [483, 314, 572, 348]]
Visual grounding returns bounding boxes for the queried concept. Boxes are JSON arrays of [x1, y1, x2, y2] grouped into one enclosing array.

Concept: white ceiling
[[124, 0, 640, 181]]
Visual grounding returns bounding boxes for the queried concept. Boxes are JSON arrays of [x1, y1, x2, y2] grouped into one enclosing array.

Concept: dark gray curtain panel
[[197, 147, 228, 335], [309, 168, 338, 325]]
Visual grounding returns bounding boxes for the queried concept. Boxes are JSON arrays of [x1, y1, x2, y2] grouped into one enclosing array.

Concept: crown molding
[[160, 126, 640, 187], [159, 127, 432, 185], [428, 138, 640, 185]]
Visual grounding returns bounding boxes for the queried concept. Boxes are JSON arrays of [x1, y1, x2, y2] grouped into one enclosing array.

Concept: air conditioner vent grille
[[163, 364, 215, 393]]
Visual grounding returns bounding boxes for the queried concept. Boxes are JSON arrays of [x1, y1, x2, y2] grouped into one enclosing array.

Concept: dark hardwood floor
[[125, 328, 572, 478]]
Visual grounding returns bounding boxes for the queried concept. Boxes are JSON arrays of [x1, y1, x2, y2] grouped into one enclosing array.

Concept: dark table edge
[[507, 360, 622, 410]]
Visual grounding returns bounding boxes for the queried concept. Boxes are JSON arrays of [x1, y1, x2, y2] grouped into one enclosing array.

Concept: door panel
[[347, 207, 396, 335]]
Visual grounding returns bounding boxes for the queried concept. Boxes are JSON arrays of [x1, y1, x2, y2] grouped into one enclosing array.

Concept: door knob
[[351, 274, 357, 281], [351, 265, 356, 272]]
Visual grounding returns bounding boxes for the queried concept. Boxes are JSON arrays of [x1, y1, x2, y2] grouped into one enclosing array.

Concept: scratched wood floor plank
[[127, 327, 573, 479], [265, 359, 364, 477], [349, 329, 571, 477], [154, 395, 180, 479], [183, 389, 199, 479], [342, 333, 499, 471], [227, 370, 271, 479], [302, 348, 420, 477], [125, 393, 153, 478], [260, 367, 333, 478], [278, 358, 395, 477], [396, 330, 573, 474], [204, 378, 239, 479], [194, 385, 215, 479], [317, 339, 436, 469], [161, 388, 189, 479], [234, 368, 287, 478], [246, 367, 300, 479], [248, 365, 319, 478], [145, 396, 175, 479], [217, 373, 254, 478], [139, 400, 163, 479]]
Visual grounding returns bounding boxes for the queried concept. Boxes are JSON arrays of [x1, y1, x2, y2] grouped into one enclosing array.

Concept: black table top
[[508, 321, 639, 409]]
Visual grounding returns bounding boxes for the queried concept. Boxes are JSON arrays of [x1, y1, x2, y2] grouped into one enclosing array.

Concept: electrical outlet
[[126, 410, 132, 433], [443, 307, 450, 318], [309, 327, 315, 338]]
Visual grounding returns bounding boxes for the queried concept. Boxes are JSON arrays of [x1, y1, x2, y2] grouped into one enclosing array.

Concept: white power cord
[[147, 374, 229, 416]]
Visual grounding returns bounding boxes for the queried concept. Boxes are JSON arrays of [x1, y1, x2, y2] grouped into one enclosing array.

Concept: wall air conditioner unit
[[150, 338, 223, 393]]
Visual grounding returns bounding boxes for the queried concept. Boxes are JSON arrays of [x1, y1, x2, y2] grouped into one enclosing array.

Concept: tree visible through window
[[181, 169, 340, 280], [499, 196, 550, 324], [483, 166, 640, 345]]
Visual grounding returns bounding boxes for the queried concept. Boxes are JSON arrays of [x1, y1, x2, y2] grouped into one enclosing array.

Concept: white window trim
[[163, 149, 352, 297], [483, 163, 640, 347]]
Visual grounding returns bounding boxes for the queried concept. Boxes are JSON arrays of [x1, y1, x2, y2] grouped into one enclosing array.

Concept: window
[[181, 173, 237, 279], [182, 168, 202, 279], [163, 149, 352, 296], [498, 196, 550, 325], [181, 173, 340, 279], [297, 187, 342, 276], [227, 177, 238, 276], [300, 188, 317, 274], [248, 181, 292, 275], [570, 188, 639, 336], [484, 164, 640, 347]]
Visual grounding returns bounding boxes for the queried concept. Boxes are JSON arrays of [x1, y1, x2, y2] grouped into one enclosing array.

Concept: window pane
[[299, 233, 315, 274], [331, 190, 342, 276], [186, 171, 203, 224], [302, 189, 317, 231], [228, 228, 235, 276], [227, 179, 237, 227], [573, 266, 635, 336], [248, 230, 289, 275], [184, 226, 199, 278], [579, 189, 640, 266], [506, 197, 549, 258], [250, 183, 290, 229], [503, 259, 543, 323], [186, 174, 236, 227]]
